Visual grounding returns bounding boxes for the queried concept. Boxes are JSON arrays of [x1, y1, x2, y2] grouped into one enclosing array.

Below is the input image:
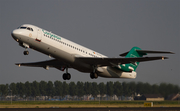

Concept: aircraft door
[[36, 28, 42, 42]]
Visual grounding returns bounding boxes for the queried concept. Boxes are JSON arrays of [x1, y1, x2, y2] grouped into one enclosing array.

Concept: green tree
[[84, 82, 92, 96], [91, 82, 99, 100], [25, 81, 31, 100], [159, 83, 168, 98], [136, 82, 144, 94], [9, 83, 17, 96], [128, 81, 136, 96], [113, 81, 123, 100], [47, 81, 55, 98], [77, 81, 84, 100], [54, 81, 63, 98], [152, 84, 159, 94], [39, 81, 47, 96], [98, 82, 106, 100], [62, 81, 69, 99], [16, 82, 25, 98], [143, 83, 152, 94], [31, 81, 40, 100], [107, 81, 114, 100], [39, 81, 47, 100], [69, 81, 77, 100], [0, 84, 8, 100]]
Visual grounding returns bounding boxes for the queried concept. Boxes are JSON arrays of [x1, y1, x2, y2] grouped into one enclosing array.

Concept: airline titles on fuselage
[[42, 29, 103, 58]]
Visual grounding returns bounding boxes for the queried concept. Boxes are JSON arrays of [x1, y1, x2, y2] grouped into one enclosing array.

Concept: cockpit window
[[27, 27, 31, 30], [20, 27, 27, 29], [19, 27, 33, 31]]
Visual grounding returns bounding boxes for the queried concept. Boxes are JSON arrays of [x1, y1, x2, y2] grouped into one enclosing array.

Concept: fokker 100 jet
[[11, 24, 174, 80]]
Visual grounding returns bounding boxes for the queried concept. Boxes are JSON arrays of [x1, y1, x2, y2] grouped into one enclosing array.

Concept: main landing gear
[[90, 72, 98, 79], [62, 68, 71, 80], [90, 66, 98, 79]]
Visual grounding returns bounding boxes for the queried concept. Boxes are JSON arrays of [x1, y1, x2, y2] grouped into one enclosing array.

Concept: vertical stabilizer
[[119, 47, 146, 72]]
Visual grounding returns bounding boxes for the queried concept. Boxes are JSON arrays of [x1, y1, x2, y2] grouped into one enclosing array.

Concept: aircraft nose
[[11, 29, 19, 37], [11, 29, 22, 41]]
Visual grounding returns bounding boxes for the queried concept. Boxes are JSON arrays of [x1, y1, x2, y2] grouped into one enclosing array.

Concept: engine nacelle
[[97, 66, 137, 79]]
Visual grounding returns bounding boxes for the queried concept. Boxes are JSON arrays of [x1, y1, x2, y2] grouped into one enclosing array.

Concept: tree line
[[0, 81, 179, 100]]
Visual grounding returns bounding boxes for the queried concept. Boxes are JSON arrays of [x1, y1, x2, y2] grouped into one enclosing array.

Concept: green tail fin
[[119, 47, 146, 72]]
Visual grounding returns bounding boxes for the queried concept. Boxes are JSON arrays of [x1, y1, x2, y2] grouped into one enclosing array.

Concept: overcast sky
[[0, 0, 179, 86]]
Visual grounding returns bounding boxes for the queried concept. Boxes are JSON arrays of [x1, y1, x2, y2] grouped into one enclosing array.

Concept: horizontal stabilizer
[[120, 50, 174, 57], [136, 50, 174, 54]]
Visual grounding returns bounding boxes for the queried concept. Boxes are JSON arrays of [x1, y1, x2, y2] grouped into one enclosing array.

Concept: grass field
[[0, 101, 180, 108]]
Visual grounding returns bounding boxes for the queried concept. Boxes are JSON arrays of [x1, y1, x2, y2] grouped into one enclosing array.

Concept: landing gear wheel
[[62, 73, 71, 80], [23, 51, 29, 55], [90, 72, 98, 79], [63, 73, 67, 80], [67, 73, 71, 80], [90, 72, 94, 79]]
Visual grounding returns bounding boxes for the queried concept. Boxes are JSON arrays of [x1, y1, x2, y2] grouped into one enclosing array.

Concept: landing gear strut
[[62, 67, 71, 80]]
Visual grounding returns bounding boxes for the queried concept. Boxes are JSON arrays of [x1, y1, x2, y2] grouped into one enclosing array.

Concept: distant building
[[134, 94, 164, 101], [167, 93, 180, 100]]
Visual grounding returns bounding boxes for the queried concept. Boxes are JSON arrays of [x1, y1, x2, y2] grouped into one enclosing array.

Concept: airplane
[[11, 24, 174, 80]]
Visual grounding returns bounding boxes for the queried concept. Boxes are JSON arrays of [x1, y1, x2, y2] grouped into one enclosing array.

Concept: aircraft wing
[[76, 56, 168, 67], [15, 59, 69, 71]]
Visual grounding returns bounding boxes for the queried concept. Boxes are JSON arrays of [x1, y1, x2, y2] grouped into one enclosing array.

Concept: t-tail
[[118, 46, 174, 72]]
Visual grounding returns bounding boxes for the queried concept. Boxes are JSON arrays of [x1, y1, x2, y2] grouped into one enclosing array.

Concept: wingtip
[[162, 56, 168, 60], [15, 63, 21, 67], [170, 52, 175, 54]]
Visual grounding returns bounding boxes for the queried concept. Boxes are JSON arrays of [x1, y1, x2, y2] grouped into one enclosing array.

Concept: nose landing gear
[[23, 50, 29, 55], [20, 43, 30, 55]]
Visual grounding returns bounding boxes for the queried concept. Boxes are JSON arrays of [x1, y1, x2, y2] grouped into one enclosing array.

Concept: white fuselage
[[11, 24, 137, 79]]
